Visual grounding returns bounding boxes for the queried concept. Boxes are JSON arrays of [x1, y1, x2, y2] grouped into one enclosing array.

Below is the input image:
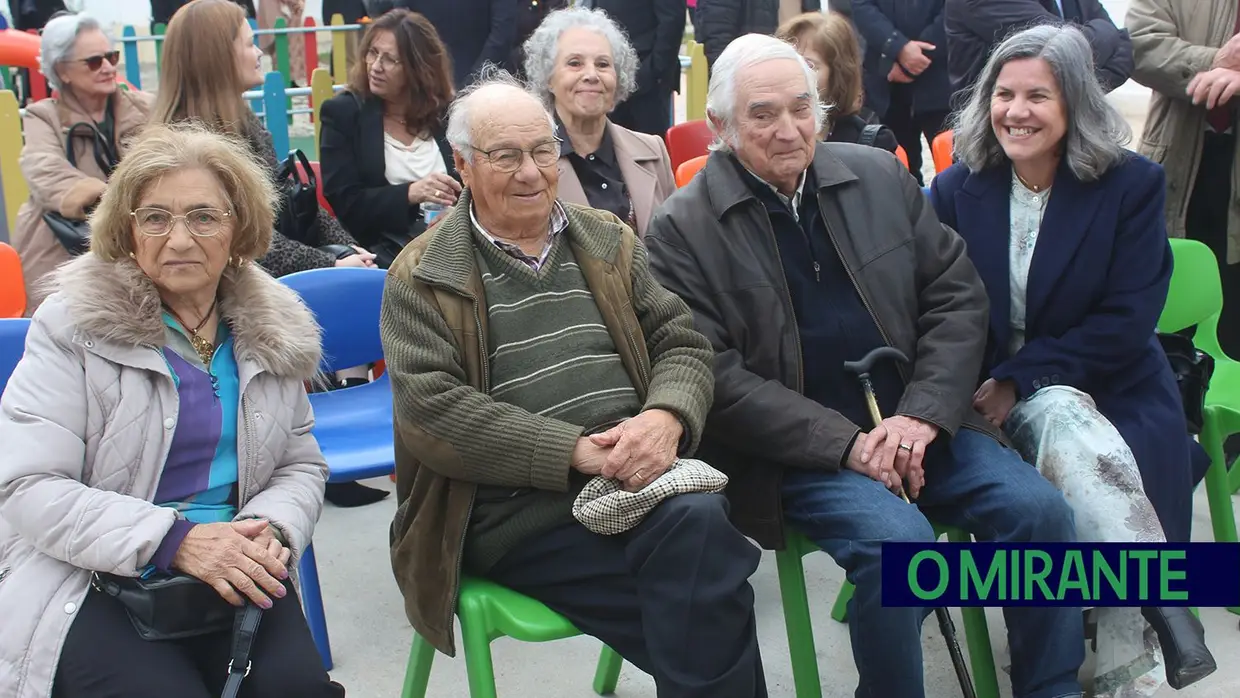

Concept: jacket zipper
[[761, 216, 806, 394], [240, 392, 255, 507]]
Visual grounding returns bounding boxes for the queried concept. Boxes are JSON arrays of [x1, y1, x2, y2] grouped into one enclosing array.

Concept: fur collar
[[48, 253, 322, 380]]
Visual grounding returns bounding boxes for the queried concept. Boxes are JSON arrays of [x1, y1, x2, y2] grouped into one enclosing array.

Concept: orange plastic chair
[[665, 120, 714, 173], [295, 159, 334, 217], [931, 131, 954, 173], [0, 242, 26, 319], [675, 155, 709, 188], [895, 146, 909, 169]]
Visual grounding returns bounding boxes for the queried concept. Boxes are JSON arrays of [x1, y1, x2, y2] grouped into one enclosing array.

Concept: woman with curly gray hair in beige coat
[[0, 122, 344, 698]]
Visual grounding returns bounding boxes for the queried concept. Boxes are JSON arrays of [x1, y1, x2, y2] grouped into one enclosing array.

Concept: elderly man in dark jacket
[[853, 0, 951, 185], [645, 34, 1085, 698], [945, 0, 1132, 101]]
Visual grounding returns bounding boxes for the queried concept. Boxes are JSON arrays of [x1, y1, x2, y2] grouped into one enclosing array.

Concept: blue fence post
[[122, 26, 141, 90], [262, 71, 290, 159]]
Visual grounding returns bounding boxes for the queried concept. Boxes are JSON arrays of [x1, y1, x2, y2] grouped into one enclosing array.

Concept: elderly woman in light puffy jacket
[[0, 122, 344, 698]]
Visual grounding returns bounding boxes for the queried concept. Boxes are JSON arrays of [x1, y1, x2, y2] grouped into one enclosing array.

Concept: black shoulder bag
[[274, 149, 320, 245], [1157, 331, 1215, 435], [858, 123, 883, 148], [43, 121, 118, 256], [91, 570, 264, 698]]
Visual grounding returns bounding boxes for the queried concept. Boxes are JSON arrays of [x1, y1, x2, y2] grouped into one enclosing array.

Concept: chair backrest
[[1159, 238, 1225, 351], [0, 317, 31, 392], [278, 267, 386, 372], [295, 159, 334, 217], [0, 242, 25, 319], [675, 154, 709, 188], [931, 131, 954, 173], [665, 119, 714, 172], [895, 145, 909, 169]]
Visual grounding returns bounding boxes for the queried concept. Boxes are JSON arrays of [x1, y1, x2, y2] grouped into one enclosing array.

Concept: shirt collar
[[469, 199, 570, 270], [555, 118, 617, 166], [741, 163, 809, 221]]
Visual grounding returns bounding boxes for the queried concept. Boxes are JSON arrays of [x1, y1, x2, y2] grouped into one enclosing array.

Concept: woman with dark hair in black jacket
[[319, 8, 460, 269]]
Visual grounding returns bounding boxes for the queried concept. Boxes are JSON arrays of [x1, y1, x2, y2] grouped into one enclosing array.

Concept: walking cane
[[843, 346, 978, 698]]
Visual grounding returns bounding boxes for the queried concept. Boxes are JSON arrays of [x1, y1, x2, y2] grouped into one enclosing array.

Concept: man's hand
[[171, 520, 289, 608], [845, 434, 901, 494], [571, 438, 611, 476], [888, 63, 914, 84], [897, 41, 935, 76], [1213, 34, 1240, 71], [239, 520, 292, 566], [1188, 68, 1240, 110], [973, 378, 1019, 428], [855, 415, 938, 499], [588, 409, 683, 491]]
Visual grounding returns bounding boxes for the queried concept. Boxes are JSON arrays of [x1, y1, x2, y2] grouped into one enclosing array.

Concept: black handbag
[[91, 571, 264, 698], [274, 149, 320, 245], [1157, 331, 1214, 435], [42, 121, 118, 256]]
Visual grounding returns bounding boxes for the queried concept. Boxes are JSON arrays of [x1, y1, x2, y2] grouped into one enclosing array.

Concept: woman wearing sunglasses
[[11, 11, 151, 315]]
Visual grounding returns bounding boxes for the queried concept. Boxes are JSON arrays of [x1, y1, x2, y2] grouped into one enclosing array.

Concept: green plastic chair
[[401, 576, 625, 697], [775, 524, 1001, 698], [1157, 238, 1240, 614]]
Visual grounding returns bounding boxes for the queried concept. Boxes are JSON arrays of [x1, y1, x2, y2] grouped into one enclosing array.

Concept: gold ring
[[898, 443, 913, 452], [634, 469, 647, 481]]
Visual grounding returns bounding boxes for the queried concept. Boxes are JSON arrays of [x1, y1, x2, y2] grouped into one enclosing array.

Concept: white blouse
[[1008, 171, 1052, 356], [383, 131, 447, 186]]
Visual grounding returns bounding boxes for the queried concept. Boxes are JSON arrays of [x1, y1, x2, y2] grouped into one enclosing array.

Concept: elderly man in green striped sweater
[[378, 68, 769, 697]]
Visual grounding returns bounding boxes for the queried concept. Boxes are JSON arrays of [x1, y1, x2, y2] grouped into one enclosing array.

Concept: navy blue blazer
[[929, 153, 1197, 542]]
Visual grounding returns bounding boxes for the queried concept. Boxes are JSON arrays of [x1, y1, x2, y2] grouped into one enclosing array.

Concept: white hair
[[40, 12, 109, 92], [445, 65, 558, 164], [522, 6, 641, 107], [705, 33, 827, 153]]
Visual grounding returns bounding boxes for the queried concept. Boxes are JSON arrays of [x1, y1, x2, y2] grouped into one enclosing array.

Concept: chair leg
[[830, 581, 854, 623], [1226, 449, 1240, 494], [401, 633, 436, 698], [460, 610, 500, 698], [775, 549, 823, 698], [960, 606, 1001, 698], [1200, 418, 1240, 615], [592, 645, 623, 694], [297, 542, 333, 671]]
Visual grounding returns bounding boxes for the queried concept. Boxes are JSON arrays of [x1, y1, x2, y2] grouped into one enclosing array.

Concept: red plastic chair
[[0, 242, 26, 319], [675, 155, 709, 188], [931, 131, 954, 173], [895, 146, 909, 169], [665, 120, 714, 173], [295, 159, 334, 216]]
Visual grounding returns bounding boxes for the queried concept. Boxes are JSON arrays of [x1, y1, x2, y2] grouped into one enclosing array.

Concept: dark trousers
[[53, 580, 343, 698], [883, 85, 948, 186], [485, 493, 768, 698], [610, 86, 674, 138], [1186, 131, 1240, 358]]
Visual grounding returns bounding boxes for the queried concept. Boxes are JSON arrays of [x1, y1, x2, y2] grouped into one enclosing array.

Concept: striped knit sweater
[[464, 231, 643, 572]]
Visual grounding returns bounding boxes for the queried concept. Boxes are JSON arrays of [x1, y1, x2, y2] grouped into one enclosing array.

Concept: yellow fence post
[[0, 91, 27, 235], [330, 14, 348, 84], [311, 68, 335, 148], [686, 41, 708, 121]]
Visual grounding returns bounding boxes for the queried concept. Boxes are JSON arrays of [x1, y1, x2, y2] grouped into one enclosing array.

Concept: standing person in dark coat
[[393, 0, 517, 88], [324, 0, 368, 77], [152, 0, 252, 24], [583, 0, 686, 137], [697, 0, 778, 69], [945, 0, 1132, 102], [510, 0, 570, 79], [853, 0, 950, 185]]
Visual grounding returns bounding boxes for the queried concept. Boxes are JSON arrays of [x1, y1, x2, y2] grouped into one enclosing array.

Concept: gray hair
[[522, 6, 640, 108], [705, 33, 827, 153], [951, 23, 1130, 181], [40, 12, 109, 92], [446, 65, 558, 164]]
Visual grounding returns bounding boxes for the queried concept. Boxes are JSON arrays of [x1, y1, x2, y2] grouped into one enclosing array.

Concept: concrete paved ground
[[311, 476, 1240, 698]]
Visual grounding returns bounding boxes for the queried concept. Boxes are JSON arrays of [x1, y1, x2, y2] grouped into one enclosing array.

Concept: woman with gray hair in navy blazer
[[929, 23, 1215, 695]]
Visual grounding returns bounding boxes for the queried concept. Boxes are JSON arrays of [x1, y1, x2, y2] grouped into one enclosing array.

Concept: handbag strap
[[221, 603, 263, 698]]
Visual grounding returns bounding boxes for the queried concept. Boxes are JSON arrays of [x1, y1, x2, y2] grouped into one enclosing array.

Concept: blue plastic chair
[[0, 318, 31, 390], [279, 267, 394, 670]]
